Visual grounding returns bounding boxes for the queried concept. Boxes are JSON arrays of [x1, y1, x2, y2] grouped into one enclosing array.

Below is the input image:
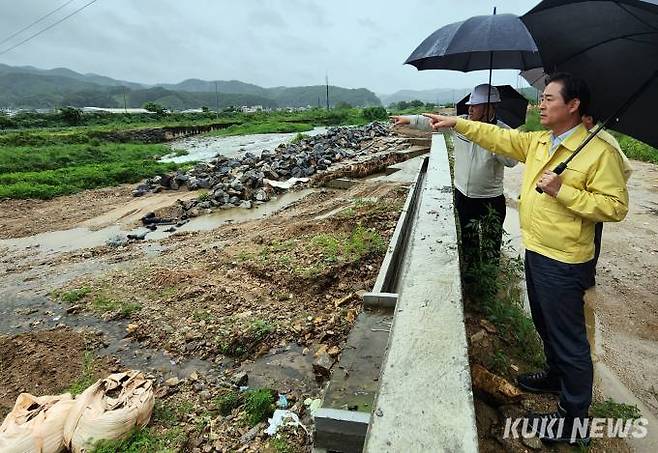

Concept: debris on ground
[[0, 370, 154, 453]]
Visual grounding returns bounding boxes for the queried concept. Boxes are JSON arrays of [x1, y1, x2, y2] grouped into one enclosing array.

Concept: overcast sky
[[0, 0, 540, 94]]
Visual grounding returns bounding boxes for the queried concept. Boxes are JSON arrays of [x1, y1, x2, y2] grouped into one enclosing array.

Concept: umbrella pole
[[486, 7, 497, 121], [536, 68, 658, 193], [487, 54, 493, 120]]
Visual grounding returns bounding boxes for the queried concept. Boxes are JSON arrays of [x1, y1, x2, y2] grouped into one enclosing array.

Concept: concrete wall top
[[364, 134, 478, 453]]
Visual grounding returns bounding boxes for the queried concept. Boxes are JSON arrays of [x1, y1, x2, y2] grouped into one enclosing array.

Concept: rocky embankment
[[132, 123, 392, 223]]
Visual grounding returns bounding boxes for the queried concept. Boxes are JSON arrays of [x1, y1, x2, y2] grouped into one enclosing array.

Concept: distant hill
[[380, 86, 539, 106], [0, 64, 382, 110], [380, 88, 471, 106], [158, 79, 269, 97], [159, 79, 381, 108], [0, 63, 144, 90]]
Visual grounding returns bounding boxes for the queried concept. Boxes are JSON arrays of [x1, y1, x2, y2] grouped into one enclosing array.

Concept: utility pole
[[214, 81, 220, 119], [325, 73, 330, 110], [122, 86, 127, 113]]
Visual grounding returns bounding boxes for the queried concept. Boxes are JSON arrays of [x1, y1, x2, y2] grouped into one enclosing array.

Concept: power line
[[0, 0, 100, 57], [0, 0, 78, 48]]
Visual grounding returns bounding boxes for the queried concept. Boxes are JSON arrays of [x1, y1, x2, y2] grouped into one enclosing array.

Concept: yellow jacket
[[454, 118, 629, 264]]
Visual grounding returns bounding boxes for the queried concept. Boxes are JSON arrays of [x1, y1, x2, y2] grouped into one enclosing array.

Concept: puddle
[[163, 127, 328, 163], [0, 189, 317, 254], [239, 344, 319, 394], [321, 308, 393, 412]]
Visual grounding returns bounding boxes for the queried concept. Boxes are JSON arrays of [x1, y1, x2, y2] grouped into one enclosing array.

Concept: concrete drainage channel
[[313, 134, 478, 452]]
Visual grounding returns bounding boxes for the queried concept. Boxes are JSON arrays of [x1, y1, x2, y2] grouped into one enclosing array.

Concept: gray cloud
[[0, 0, 538, 93]]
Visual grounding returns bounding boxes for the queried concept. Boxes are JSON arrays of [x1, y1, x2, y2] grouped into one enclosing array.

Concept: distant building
[[81, 107, 153, 114], [240, 105, 264, 113]]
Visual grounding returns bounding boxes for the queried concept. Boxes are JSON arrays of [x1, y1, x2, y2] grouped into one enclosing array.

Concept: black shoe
[[526, 405, 591, 446], [536, 409, 591, 446], [517, 369, 561, 395]]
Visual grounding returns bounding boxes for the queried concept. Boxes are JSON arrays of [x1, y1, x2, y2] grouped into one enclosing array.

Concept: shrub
[[59, 107, 82, 126], [362, 107, 388, 121], [244, 389, 276, 426]]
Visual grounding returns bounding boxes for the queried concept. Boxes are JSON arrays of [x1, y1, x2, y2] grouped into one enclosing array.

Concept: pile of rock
[[131, 123, 392, 214]]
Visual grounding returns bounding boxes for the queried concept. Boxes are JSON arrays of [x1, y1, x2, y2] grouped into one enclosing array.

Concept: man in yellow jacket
[[424, 72, 628, 445]]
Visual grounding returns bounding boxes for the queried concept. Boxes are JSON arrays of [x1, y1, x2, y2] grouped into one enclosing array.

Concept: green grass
[[270, 437, 298, 453], [476, 254, 545, 368], [463, 209, 545, 369], [90, 295, 141, 318], [520, 108, 542, 132], [57, 287, 91, 303], [0, 160, 179, 199], [310, 225, 386, 264], [290, 132, 308, 143], [250, 319, 274, 340], [215, 318, 275, 357], [214, 389, 243, 416], [244, 389, 276, 426], [614, 133, 658, 164], [66, 351, 96, 396], [205, 121, 313, 137], [0, 143, 174, 173], [90, 427, 187, 453], [591, 399, 642, 420]]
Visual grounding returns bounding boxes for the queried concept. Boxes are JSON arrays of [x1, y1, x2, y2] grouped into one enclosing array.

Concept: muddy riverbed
[[0, 129, 420, 451]]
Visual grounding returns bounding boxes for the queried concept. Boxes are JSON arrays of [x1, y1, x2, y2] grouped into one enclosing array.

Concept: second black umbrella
[[456, 85, 529, 129]]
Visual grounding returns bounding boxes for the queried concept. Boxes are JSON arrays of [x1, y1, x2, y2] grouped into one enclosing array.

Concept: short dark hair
[[545, 72, 590, 116]]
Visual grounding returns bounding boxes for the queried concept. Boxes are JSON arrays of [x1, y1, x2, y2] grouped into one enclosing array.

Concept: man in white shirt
[[392, 84, 518, 277]]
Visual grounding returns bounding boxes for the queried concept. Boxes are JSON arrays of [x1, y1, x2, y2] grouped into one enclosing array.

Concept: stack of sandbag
[[0, 393, 74, 453], [0, 370, 154, 453]]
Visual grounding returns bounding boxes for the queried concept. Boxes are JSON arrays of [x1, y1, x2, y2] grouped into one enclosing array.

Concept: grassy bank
[[205, 120, 314, 137], [0, 138, 185, 199], [523, 108, 658, 164]]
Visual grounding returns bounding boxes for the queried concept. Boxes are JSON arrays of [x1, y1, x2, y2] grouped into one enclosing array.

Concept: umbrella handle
[[535, 162, 568, 194]]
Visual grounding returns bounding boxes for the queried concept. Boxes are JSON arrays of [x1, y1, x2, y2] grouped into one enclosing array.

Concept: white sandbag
[[63, 370, 154, 453], [0, 393, 74, 453]]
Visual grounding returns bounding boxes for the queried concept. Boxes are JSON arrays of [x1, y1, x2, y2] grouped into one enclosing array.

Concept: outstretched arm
[[423, 113, 531, 163]]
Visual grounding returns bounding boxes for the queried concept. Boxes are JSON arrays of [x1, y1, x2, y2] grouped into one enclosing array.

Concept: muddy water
[[0, 189, 316, 254], [163, 127, 328, 163], [0, 189, 318, 381]]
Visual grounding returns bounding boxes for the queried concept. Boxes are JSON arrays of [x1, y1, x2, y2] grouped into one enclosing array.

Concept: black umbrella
[[456, 85, 529, 128], [405, 9, 541, 111], [405, 12, 542, 72], [521, 0, 658, 149]]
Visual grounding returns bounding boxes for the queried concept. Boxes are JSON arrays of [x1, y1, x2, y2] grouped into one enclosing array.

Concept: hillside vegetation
[[0, 64, 381, 110]]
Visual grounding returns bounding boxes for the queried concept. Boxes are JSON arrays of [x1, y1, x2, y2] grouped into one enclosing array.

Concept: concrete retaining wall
[[364, 134, 478, 452]]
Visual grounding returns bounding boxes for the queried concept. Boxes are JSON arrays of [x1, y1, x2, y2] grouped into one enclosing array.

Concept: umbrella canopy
[[456, 85, 529, 128], [521, 0, 658, 148], [405, 13, 542, 71]]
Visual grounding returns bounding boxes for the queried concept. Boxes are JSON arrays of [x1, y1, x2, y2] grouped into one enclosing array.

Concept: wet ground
[[0, 130, 421, 451]]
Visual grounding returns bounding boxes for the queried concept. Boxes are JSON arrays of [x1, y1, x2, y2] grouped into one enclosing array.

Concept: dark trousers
[[525, 250, 594, 417], [454, 190, 506, 269]]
